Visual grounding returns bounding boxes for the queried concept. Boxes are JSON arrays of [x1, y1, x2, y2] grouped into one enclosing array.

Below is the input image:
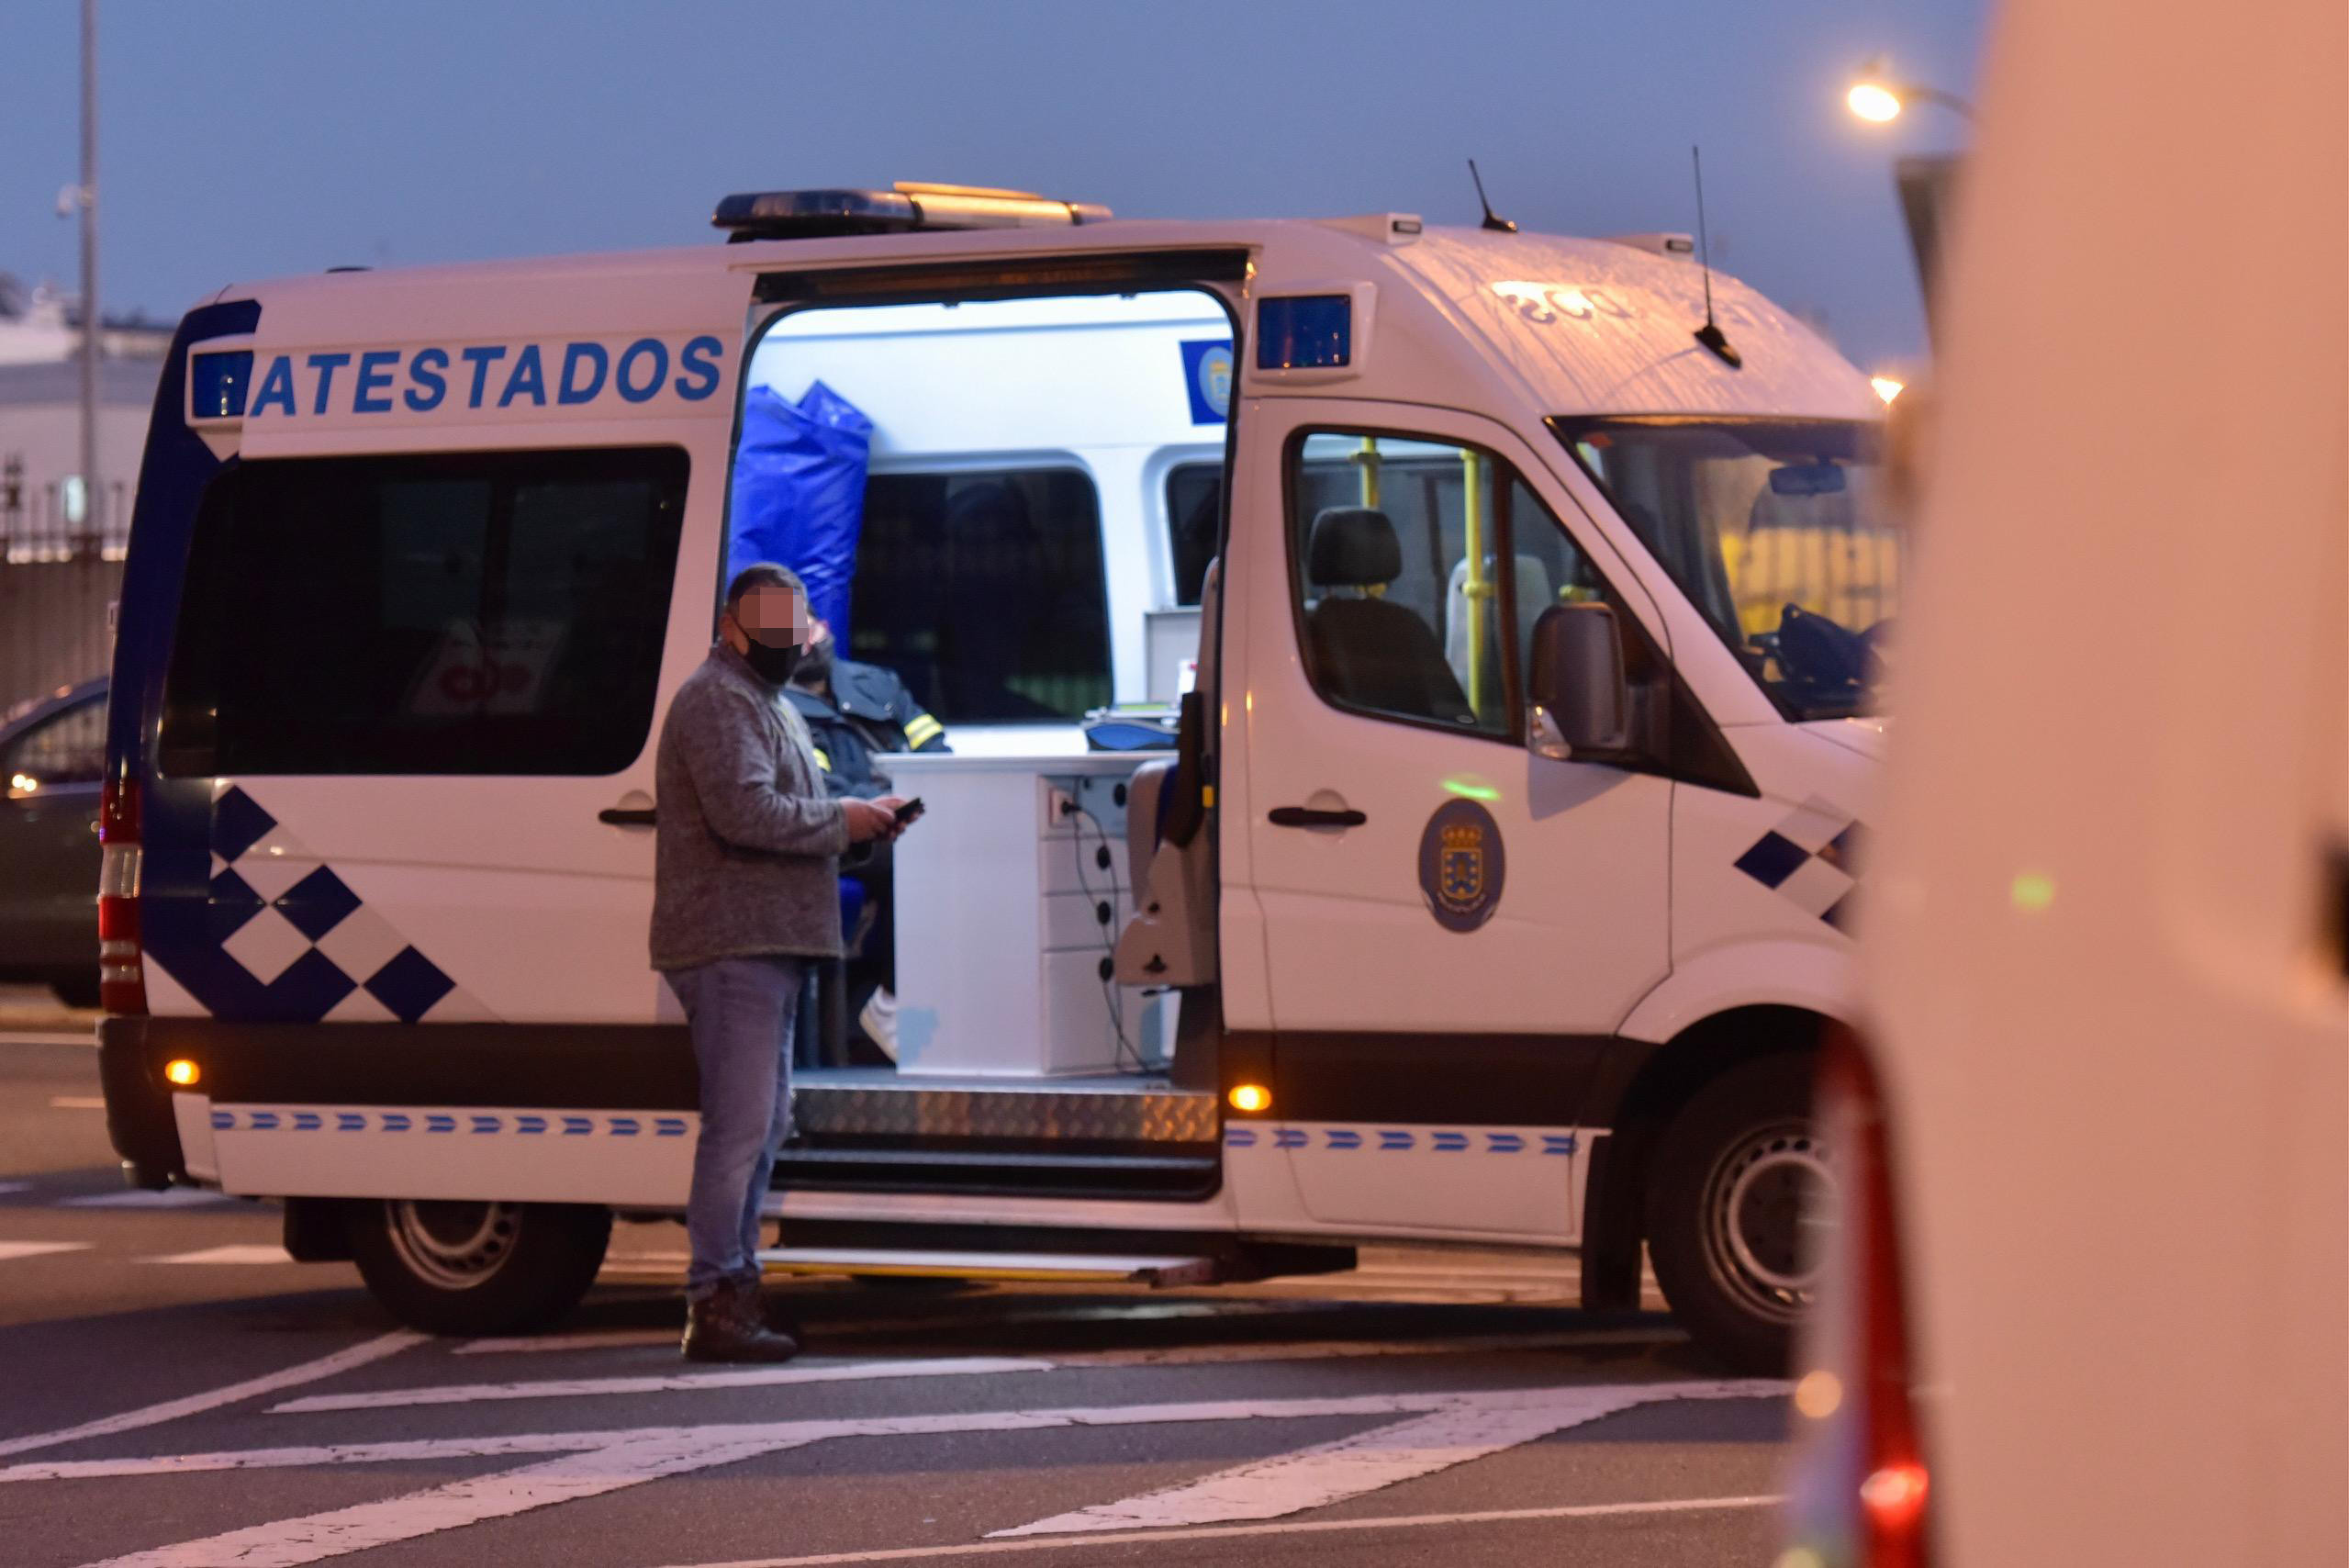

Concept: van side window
[[851, 468, 1109, 722], [159, 446, 687, 777], [1286, 431, 1602, 740], [1164, 461, 1223, 607]]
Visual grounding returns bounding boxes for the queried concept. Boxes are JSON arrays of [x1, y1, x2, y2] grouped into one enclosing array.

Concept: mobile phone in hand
[[891, 798, 925, 826]]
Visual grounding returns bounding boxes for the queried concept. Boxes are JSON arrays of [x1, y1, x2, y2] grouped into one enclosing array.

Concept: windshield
[[1554, 418, 1899, 720]]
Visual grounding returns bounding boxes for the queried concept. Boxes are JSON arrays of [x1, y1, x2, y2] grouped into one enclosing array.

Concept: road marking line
[[62, 1189, 236, 1209], [671, 1495, 1784, 1567], [994, 1384, 1667, 1535], [0, 1182, 30, 1197], [271, 1355, 1057, 1414], [453, 1301, 1317, 1355], [49, 1095, 106, 1110], [143, 1244, 294, 1265], [394, 1329, 1674, 1399], [0, 1241, 92, 1262], [1051, 1327, 1672, 1368], [0, 1030, 96, 1047], [455, 1327, 679, 1355], [0, 1329, 421, 1461], [81, 1428, 822, 1568], [3, 1382, 1787, 1484]]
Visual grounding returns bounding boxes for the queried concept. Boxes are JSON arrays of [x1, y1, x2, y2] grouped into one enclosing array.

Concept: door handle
[[1268, 805, 1367, 829], [598, 806, 657, 826]]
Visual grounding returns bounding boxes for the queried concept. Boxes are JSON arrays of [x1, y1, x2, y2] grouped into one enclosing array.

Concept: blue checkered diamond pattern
[[207, 784, 485, 1023], [1733, 796, 1865, 932]]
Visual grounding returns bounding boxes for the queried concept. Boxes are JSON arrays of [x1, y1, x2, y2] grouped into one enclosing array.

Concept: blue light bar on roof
[[1257, 296, 1351, 370], [713, 182, 1111, 241], [189, 350, 253, 420]]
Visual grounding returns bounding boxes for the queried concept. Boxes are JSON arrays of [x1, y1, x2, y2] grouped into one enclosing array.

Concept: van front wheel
[[1644, 1053, 1829, 1375], [348, 1199, 610, 1336]]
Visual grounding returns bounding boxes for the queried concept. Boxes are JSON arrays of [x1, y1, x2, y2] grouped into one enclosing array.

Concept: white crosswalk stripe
[[273, 1356, 1054, 1415], [61, 1189, 239, 1210], [26, 1381, 1784, 1566], [993, 1383, 1677, 1535], [81, 1430, 820, 1568], [143, 1245, 295, 1265], [297, 1329, 1674, 1413], [0, 1240, 90, 1262], [660, 1495, 1786, 1567], [0, 1331, 421, 1461]]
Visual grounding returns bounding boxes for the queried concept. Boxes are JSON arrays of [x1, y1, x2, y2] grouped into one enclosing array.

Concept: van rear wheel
[[348, 1199, 610, 1336], [1644, 1053, 1829, 1375]]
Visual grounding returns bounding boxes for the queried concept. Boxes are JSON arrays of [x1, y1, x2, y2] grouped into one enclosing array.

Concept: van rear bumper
[[98, 1015, 185, 1189]]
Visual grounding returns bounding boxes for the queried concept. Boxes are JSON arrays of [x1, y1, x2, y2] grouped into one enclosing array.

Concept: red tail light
[[98, 774, 148, 1017], [1782, 1022, 1930, 1568]]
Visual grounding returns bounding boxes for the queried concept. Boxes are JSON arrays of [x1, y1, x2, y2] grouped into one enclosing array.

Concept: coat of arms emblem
[[1417, 798, 1505, 932]]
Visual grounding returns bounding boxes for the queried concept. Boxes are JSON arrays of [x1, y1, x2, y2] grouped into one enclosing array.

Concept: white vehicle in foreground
[[97, 184, 1897, 1371], [1784, 0, 2348, 1560]]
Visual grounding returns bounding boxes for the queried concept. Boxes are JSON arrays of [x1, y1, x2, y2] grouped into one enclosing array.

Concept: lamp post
[[1846, 57, 1975, 125], [74, 0, 99, 557]]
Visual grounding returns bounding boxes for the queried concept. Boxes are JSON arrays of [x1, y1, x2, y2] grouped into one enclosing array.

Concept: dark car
[[0, 678, 106, 1007]]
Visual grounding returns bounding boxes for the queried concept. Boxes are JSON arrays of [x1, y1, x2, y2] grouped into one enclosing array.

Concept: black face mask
[[741, 639, 804, 686]]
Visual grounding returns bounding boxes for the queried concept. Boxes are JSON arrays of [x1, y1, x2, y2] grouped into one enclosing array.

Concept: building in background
[[0, 272, 168, 717]]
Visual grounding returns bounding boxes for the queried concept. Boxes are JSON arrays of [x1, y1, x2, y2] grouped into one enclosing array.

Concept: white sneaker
[[858, 987, 900, 1062]]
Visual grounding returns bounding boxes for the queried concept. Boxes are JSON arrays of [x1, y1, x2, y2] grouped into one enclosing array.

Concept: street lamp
[[1846, 57, 1975, 124]]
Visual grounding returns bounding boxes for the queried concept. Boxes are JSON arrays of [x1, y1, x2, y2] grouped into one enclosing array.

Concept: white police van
[[97, 183, 1891, 1371]]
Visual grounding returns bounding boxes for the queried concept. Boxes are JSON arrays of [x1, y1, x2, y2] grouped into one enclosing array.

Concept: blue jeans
[[666, 956, 802, 1303]]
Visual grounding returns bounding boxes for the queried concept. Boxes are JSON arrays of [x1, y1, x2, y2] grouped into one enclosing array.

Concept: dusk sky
[[3, 0, 1985, 370]]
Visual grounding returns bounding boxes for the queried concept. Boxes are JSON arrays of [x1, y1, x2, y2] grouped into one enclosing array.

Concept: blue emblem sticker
[[1418, 799, 1504, 933], [1180, 339, 1233, 424]]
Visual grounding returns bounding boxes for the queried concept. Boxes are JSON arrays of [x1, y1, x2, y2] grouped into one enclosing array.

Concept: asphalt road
[[0, 1022, 1793, 1568]]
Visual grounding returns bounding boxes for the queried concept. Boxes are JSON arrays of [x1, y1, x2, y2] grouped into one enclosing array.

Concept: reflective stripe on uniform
[[903, 713, 944, 748], [812, 747, 832, 771]]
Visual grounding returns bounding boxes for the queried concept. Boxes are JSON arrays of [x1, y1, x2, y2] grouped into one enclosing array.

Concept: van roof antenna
[[1689, 145, 1741, 367], [1468, 160, 1517, 233]]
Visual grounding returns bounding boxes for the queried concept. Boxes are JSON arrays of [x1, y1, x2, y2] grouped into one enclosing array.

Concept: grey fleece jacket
[[650, 643, 851, 971]]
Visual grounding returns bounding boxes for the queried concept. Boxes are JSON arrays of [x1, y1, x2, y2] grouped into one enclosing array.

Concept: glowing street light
[[1846, 57, 1975, 125], [1871, 375, 1906, 404], [1848, 81, 1904, 123]]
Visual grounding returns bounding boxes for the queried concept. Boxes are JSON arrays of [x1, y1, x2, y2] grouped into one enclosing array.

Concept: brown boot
[[681, 1282, 800, 1364], [730, 1275, 805, 1345]]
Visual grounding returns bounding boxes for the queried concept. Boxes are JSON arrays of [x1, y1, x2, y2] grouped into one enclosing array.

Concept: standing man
[[652, 563, 910, 1362], [784, 610, 947, 1059]]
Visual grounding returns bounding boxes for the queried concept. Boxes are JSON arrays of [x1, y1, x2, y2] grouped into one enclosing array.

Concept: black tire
[[50, 971, 101, 1010], [348, 1199, 610, 1336], [1644, 1052, 1828, 1375]]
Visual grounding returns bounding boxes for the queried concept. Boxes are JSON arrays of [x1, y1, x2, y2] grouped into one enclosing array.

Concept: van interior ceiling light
[[163, 1058, 200, 1087], [1227, 1084, 1271, 1114]]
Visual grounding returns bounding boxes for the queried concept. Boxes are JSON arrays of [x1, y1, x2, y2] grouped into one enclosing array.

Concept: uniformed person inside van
[[785, 610, 946, 1060]]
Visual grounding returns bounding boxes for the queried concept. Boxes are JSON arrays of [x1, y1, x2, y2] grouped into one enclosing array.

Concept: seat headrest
[[1307, 508, 1403, 588]]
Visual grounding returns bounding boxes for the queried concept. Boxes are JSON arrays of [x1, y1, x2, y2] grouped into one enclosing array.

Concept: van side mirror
[[1527, 602, 1630, 760]]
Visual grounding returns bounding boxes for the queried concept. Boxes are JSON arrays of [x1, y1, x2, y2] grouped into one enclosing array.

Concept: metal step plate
[[755, 1246, 1219, 1286], [794, 1076, 1216, 1144]]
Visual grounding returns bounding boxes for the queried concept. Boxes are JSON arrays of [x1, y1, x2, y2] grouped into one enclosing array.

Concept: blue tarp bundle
[[726, 380, 874, 639]]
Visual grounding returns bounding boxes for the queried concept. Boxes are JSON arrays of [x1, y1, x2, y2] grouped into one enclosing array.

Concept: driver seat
[[1303, 508, 1473, 725]]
